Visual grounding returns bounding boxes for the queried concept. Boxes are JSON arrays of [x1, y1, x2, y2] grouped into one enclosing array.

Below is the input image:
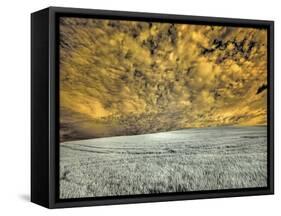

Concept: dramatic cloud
[[59, 17, 267, 142]]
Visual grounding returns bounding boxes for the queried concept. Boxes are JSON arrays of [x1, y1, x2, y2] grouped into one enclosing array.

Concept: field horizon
[[61, 124, 267, 143]]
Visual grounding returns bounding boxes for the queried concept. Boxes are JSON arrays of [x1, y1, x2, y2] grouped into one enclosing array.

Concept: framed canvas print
[[31, 7, 274, 208]]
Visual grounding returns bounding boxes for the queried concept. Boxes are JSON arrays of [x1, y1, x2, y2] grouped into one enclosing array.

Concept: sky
[[59, 17, 267, 142]]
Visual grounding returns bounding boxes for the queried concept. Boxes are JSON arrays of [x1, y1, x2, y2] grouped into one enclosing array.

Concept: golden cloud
[[59, 17, 267, 142]]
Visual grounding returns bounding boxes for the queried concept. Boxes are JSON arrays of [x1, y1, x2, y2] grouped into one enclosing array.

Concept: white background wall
[[0, 0, 279, 215]]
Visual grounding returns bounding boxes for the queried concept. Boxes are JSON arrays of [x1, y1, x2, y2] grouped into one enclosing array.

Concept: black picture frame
[[31, 6, 274, 209]]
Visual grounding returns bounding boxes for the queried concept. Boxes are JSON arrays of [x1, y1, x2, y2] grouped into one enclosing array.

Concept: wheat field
[[59, 126, 267, 199]]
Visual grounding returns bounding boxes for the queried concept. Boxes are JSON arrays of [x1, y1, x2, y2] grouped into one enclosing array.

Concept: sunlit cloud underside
[[59, 17, 267, 142]]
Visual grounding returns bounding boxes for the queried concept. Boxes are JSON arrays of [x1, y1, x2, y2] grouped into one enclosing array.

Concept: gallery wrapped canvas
[[31, 7, 274, 208]]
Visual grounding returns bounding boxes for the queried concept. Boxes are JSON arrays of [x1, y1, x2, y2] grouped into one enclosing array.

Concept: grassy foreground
[[60, 126, 267, 198]]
